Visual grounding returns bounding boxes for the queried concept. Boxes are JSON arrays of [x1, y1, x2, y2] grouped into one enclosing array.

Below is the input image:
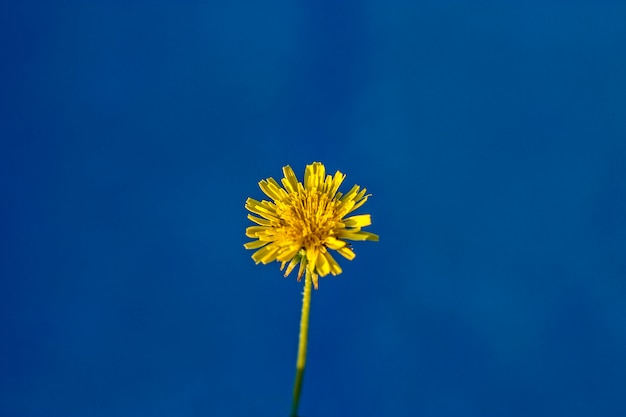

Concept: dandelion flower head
[[244, 162, 378, 289]]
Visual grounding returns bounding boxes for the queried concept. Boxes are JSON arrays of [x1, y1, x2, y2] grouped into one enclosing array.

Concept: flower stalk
[[290, 268, 313, 417]]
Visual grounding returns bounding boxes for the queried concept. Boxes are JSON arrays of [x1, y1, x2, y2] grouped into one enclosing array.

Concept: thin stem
[[290, 269, 313, 417]]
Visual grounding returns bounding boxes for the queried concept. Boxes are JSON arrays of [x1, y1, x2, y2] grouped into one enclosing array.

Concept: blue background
[[1, 1, 625, 416]]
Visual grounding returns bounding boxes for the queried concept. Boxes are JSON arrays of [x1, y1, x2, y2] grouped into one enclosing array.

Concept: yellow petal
[[247, 214, 272, 226], [315, 250, 331, 276], [305, 162, 325, 190], [245, 226, 268, 238], [324, 236, 346, 250], [305, 247, 319, 273], [336, 246, 356, 260], [252, 245, 278, 264], [338, 230, 379, 241], [343, 214, 371, 228], [339, 184, 360, 203], [329, 171, 345, 197], [323, 251, 342, 275], [355, 187, 367, 201], [259, 245, 280, 264], [258, 179, 286, 202], [281, 165, 299, 193], [244, 240, 267, 249], [362, 231, 379, 241], [276, 246, 300, 263], [245, 198, 279, 220], [349, 193, 370, 214]]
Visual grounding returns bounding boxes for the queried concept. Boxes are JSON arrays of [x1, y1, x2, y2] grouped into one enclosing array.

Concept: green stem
[[290, 269, 312, 417]]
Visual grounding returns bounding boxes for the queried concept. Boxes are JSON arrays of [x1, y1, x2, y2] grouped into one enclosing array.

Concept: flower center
[[276, 189, 338, 250]]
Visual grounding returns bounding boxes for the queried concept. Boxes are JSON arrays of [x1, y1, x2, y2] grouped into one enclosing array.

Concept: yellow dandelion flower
[[244, 161, 378, 289]]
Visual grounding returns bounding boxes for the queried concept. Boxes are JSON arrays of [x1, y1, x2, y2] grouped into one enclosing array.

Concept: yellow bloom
[[244, 162, 378, 289]]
